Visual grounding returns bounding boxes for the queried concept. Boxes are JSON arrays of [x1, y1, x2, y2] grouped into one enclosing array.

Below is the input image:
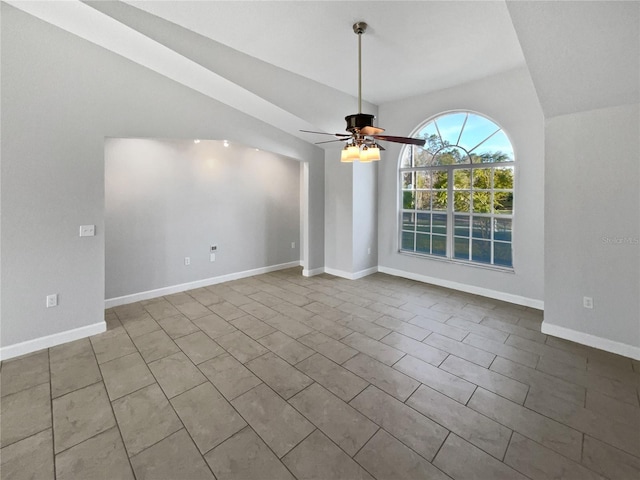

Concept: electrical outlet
[[79, 225, 95, 237], [583, 296, 593, 309], [210, 245, 218, 252], [184, 257, 191, 266], [46, 294, 58, 308]]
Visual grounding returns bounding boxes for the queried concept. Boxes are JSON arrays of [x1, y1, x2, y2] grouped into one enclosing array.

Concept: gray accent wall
[[0, 5, 324, 351], [377, 67, 545, 305], [105, 139, 301, 299]]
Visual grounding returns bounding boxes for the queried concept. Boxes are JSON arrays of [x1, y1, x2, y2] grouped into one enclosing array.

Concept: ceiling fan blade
[[300, 130, 350, 137], [372, 135, 426, 146], [360, 126, 385, 135], [315, 138, 351, 145]]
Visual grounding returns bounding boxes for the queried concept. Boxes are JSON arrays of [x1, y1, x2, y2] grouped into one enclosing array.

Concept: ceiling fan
[[301, 22, 425, 162]]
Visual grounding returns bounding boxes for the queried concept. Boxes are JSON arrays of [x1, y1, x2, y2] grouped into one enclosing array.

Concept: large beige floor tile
[[246, 352, 312, 399], [299, 331, 358, 364], [230, 314, 276, 339], [53, 382, 115, 453], [56, 427, 133, 480], [258, 331, 316, 364], [468, 387, 582, 460], [171, 382, 246, 454], [192, 313, 237, 338], [374, 315, 430, 341], [355, 429, 450, 480], [283, 430, 374, 480], [343, 353, 419, 401], [380, 332, 448, 366], [99, 352, 155, 400], [231, 383, 314, 457], [215, 330, 269, 363], [0, 429, 54, 480], [407, 384, 511, 459], [504, 433, 604, 480], [296, 353, 368, 402], [463, 333, 539, 368], [423, 333, 495, 367], [148, 351, 207, 398], [434, 433, 528, 480], [205, 427, 295, 480], [132, 329, 180, 364], [198, 353, 262, 400], [1, 382, 52, 447], [175, 331, 224, 364], [582, 435, 640, 480], [490, 356, 586, 406], [90, 327, 137, 364], [394, 354, 476, 404], [440, 354, 528, 404], [157, 313, 200, 339], [341, 332, 405, 366], [525, 388, 640, 457], [131, 429, 214, 479], [350, 385, 448, 461], [0, 351, 49, 397], [289, 383, 378, 456], [112, 383, 182, 457], [50, 338, 102, 398]]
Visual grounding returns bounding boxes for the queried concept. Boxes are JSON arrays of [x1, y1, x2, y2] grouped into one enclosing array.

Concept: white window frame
[[398, 112, 515, 271]]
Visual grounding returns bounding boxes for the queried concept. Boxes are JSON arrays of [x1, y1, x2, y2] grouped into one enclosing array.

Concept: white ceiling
[[7, 1, 637, 142], [127, 0, 526, 105]]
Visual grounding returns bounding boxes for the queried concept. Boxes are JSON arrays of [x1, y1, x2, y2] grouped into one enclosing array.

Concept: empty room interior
[[1, 1, 639, 479]]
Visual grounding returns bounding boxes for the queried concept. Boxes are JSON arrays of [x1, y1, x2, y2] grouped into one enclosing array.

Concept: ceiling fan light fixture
[[367, 145, 381, 161], [359, 145, 372, 163], [341, 146, 353, 163], [345, 145, 360, 162]]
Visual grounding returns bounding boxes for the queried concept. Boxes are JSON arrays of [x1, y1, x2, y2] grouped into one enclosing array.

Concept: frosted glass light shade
[[346, 145, 360, 161], [367, 146, 381, 161], [341, 148, 353, 163]]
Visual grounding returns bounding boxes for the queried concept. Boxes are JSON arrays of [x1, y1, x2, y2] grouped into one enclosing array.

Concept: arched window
[[399, 112, 515, 268]]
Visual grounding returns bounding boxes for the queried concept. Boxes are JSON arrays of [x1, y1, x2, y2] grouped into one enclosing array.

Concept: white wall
[[352, 162, 378, 274], [324, 150, 354, 274], [377, 67, 544, 307], [543, 103, 640, 357], [0, 5, 324, 358], [105, 139, 301, 300]]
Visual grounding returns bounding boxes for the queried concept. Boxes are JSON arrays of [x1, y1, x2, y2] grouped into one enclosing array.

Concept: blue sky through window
[[418, 113, 513, 161]]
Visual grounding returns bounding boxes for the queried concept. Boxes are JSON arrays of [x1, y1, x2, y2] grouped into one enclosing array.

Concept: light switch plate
[[79, 225, 95, 237]]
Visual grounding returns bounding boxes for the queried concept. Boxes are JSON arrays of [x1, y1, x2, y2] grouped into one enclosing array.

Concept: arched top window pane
[[409, 112, 514, 167]]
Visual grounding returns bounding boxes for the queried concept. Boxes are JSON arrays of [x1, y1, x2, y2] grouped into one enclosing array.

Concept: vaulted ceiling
[[7, 1, 638, 143]]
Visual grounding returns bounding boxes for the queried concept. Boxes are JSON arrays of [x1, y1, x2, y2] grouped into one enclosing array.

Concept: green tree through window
[[399, 112, 514, 268]]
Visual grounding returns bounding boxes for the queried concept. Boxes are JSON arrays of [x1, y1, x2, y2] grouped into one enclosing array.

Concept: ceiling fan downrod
[[353, 22, 367, 114]]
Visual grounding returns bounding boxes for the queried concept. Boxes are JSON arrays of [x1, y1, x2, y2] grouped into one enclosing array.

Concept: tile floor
[[1, 268, 639, 479]]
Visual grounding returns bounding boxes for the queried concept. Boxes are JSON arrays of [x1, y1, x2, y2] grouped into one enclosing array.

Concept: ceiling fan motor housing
[[345, 113, 376, 133]]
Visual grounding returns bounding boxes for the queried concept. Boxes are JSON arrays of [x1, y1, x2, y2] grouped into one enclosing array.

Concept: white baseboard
[[302, 267, 325, 277], [0, 322, 106, 362], [541, 322, 640, 361], [105, 261, 301, 309], [324, 266, 378, 280], [378, 266, 544, 310]]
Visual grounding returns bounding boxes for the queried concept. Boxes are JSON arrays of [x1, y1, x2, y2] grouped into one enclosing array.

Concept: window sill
[[398, 249, 515, 274]]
